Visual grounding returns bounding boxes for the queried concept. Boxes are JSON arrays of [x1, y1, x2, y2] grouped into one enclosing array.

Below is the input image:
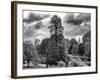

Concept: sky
[[23, 10, 91, 44]]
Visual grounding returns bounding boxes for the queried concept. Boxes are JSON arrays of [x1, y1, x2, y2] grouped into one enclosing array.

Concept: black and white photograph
[[23, 11, 91, 69], [11, 1, 97, 78]]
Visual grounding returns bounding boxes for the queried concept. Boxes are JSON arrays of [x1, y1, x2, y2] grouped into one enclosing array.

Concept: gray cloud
[[64, 23, 90, 37], [35, 21, 43, 29], [23, 12, 91, 41], [63, 13, 91, 37], [23, 12, 50, 23], [64, 13, 91, 25], [23, 20, 50, 39], [65, 25, 90, 37], [23, 25, 35, 39]]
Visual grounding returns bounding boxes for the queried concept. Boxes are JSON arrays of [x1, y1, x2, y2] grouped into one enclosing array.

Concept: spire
[[79, 37, 80, 43], [78, 36, 83, 43]]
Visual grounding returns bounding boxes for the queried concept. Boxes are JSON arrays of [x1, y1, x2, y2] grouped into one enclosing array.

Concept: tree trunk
[[27, 62, 29, 67]]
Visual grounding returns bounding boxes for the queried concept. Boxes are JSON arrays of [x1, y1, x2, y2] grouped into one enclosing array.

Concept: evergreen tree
[[40, 15, 68, 67], [83, 31, 91, 61]]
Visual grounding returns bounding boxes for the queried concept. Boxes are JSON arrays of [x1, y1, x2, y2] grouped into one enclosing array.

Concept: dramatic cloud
[[23, 12, 91, 43], [63, 13, 91, 37], [23, 17, 50, 40], [64, 13, 91, 25], [23, 12, 50, 23]]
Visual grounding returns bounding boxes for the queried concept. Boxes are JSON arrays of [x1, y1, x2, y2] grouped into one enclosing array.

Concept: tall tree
[[23, 41, 33, 67], [68, 38, 78, 54], [83, 31, 91, 60], [41, 15, 68, 67], [70, 38, 78, 45], [77, 43, 85, 57]]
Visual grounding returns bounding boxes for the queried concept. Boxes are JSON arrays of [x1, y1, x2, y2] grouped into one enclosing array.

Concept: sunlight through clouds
[[23, 11, 91, 43]]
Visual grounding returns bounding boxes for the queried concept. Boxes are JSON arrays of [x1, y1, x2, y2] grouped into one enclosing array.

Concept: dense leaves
[[23, 41, 34, 67], [83, 31, 91, 59], [23, 15, 91, 68]]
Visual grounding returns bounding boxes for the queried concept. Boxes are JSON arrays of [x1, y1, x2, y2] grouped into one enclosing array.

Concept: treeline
[[66, 31, 91, 59], [23, 31, 91, 67]]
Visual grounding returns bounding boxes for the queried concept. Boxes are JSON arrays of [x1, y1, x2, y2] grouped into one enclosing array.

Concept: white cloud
[[23, 11, 90, 43]]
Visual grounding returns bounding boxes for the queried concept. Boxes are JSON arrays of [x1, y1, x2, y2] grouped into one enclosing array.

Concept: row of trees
[[67, 31, 91, 62], [23, 31, 91, 67], [23, 15, 91, 68]]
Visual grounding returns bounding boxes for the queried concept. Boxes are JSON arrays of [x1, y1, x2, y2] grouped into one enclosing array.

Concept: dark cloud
[[23, 17, 50, 39], [77, 13, 91, 22], [23, 12, 50, 23], [34, 19, 50, 29], [63, 13, 91, 37], [64, 13, 91, 25], [35, 21, 43, 29]]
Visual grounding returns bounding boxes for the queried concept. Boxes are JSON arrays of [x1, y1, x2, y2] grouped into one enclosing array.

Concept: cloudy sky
[[23, 10, 91, 44]]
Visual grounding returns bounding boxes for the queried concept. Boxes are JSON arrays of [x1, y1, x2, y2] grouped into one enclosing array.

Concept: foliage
[[77, 43, 85, 56], [49, 15, 64, 36], [70, 38, 78, 45], [68, 38, 78, 54], [40, 15, 68, 67], [23, 40, 33, 67], [83, 31, 91, 57]]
